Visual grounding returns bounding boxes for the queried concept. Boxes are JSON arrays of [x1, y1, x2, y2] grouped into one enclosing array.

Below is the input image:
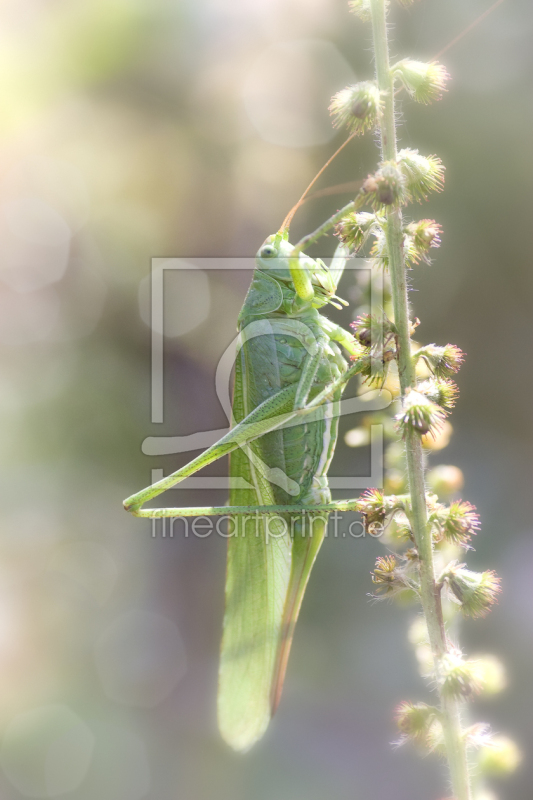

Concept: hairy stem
[[369, 1, 472, 797]]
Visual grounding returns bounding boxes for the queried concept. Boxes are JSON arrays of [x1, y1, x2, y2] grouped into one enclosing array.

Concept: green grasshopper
[[123, 228, 371, 751]]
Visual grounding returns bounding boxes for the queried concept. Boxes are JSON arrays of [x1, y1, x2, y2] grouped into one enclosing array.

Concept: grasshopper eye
[[260, 245, 277, 259]]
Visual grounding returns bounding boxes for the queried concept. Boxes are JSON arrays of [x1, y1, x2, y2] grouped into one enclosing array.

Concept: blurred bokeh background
[[0, 0, 531, 798]]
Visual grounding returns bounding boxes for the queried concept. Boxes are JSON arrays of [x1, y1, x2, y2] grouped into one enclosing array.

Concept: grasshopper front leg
[[123, 350, 366, 519], [123, 382, 300, 516]]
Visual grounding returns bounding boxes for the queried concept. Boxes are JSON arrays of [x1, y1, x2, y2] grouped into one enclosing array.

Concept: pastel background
[[0, 1, 531, 798]]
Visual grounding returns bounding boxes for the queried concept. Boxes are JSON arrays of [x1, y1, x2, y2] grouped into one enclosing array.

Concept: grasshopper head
[[256, 234, 293, 282], [256, 234, 347, 310]]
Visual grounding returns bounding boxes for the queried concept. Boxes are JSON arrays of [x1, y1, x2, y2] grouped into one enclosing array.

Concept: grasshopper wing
[[217, 350, 292, 752]]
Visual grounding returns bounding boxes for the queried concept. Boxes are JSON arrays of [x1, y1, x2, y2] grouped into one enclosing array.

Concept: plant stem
[[369, 1, 472, 797]]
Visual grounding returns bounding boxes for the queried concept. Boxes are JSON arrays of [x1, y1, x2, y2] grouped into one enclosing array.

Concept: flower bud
[[414, 343, 465, 378], [478, 736, 522, 776], [396, 390, 446, 438], [353, 352, 387, 387], [336, 211, 376, 252], [398, 149, 445, 201], [408, 219, 442, 249], [392, 59, 450, 104], [371, 554, 417, 600], [356, 488, 405, 534], [351, 316, 372, 347], [350, 312, 394, 349], [395, 701, 438, 746], [439, 651, 483, 699], [370, 225, 423, 270], [431, 500, 480, 547], [445, 564, 501, 618], [364, 161, 407, 208], [356, 488, 386, 532], [404, 219, 442, 264], [418, 378, 459, 411], [329, 81, 382, 135], [372, 554, 398, 591]]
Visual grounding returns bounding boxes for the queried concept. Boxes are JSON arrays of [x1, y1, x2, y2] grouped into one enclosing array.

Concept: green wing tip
[[218, 711, 270, 753]]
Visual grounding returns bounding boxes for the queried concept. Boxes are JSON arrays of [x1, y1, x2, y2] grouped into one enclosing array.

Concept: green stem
[[369, 1, 472, 798]]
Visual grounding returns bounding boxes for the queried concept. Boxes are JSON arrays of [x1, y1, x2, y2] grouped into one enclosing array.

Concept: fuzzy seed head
[[350, 314, 373, 348], [392, 59, 450, 104], [395, 701, 438, 746], [329, 81, 382, 135], [446, 564, 501, 618], [356, 488, 386, 533], [408, 219, 442, 249], [356, 488, 405, 534], [396, 390, 446, 438], [352, 352, 387, 387], [350, 313, 394, 349], [440, 651, 483, 699], [418, 378, 459, 410], [430, 500, 480, 547], [371, 553, 417, 599], [372, 554, 398, 587], [416, 343, 465, 378], [336, 211, 376, 252], [371, 225, 420, 270], [364, 161, 407, 208], [405, 219, 442, 263], [446, 500, 480, 542], [398, 149, 445, 202]]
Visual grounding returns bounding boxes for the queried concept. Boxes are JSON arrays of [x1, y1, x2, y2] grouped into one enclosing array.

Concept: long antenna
[[280, 132, 357, 231], [433, 0, 506, 60]]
